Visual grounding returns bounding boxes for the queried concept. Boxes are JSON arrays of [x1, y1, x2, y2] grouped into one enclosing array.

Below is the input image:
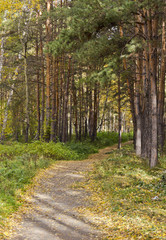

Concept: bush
[[26, 141, 79, 160], [67, 141, 98, 159], [0, 141, 79, 160]]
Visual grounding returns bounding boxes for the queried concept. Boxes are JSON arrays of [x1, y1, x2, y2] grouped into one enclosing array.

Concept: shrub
[[67, 140, 98, 159]]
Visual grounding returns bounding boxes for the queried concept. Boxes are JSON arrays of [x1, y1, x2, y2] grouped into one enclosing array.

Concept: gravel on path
[[10, 144, 120, 240]]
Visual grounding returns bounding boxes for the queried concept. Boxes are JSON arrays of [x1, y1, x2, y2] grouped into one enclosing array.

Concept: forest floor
[[6, 143, 124, 240]]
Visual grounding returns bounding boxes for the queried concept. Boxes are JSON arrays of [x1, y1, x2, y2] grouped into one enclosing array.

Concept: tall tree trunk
[[92, 82, 98, 141], [89, 83, 93, 139], [71, 62, 78, 140], [45, 0, 52, 138], [61, 55, 66, 141], [78, 77, 82, 141], [118, 74, 121, 149], [148, 10, 158, 167], [119, 26, 136, 147], [158, 11, 166, 153], [0, 36, 5, 131], [84, 83, 89, 138], [141, 10, 151, 159], [55, 59, 59, 139], [50, 58, 56, 141], [69, 89, 73, 141], [58, 56, 63, 141], [36, 23, 40, 140], [135, 18, 142, 156], [62, 56, 71, 142], [39, 19, 45, 139], [24, 43, 29, 143]]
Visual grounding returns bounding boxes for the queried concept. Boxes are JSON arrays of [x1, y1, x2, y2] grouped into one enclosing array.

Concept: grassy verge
[[0, 132, 132, 232], [82, 145, 166, 240]]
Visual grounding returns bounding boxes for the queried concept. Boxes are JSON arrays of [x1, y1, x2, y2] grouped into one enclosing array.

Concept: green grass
[[67, 132, 133, 158], [0, 132, 132, 226], [89, 145, 166, 239], [0, 141, 79, 160], [94, 131, 133, 148], [0, 141, 79, 224]]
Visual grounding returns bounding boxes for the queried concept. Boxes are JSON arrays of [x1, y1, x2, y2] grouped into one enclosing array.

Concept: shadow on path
[[10, 144, 127, 240]]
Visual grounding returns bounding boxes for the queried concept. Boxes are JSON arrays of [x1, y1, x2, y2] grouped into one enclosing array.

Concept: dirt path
[[10, 144, 123, 240]]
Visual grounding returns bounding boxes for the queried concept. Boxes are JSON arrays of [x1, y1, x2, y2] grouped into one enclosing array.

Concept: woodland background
[[0, 0, 165, 169], [0, 1, 166, 239]]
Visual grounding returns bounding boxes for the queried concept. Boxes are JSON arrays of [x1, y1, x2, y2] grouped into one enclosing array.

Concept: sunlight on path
[[10, 143, 130, 240]]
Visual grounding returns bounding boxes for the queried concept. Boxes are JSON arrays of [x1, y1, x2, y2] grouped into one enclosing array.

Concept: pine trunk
[[24, 43, 29, 143], [46, 0, 52, 137], [50, 58, 56, 141], [158, 13, 166, 152], [118, 74, 121, 149], [36, 29, 40, 140], [39, 21, 45, 139], [148, 11, 158, 167]]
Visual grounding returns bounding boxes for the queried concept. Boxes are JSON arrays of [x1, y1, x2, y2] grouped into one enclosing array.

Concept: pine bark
[[92, 82, 98, 141], [50, 58, 56, 141], [62, 56, 71, 142], [45, 0, 52, 136], [148, 10, 158, 167], [24, 43, 29, 143], [141, 9, 151, 159], [39, 19, 45, 139], [158, 12, 166, 152], [118, 74, 121, 149], [71, 62, 78, 140], [135, 18, 142, 156], [119, 26, 136, 147], [36, 25, 40, 140]]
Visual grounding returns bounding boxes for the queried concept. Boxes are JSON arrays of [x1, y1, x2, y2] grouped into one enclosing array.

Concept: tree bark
[[50, 58, 57, 141], [39, 16, 45, 139], [119, 26, 136, 148], [45, 0, 52, 137], [135, 18, 142, 156], [158, 11, 166, 153], [24, 43, 29, 143], [118, 74, 122, 149], [148, 10, 158, 167], [78, 77, 82, 141], [36, 19, 40, 140], [62, 56, 71, 142], [71, 62, 78, 140], [92, 81, 98, 141]]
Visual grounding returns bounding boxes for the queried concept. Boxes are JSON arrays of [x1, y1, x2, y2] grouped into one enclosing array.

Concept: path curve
[[10, 144, 124, 240]]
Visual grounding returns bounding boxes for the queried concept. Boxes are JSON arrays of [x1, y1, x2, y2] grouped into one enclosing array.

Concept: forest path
[[10, 143, 129, 240]]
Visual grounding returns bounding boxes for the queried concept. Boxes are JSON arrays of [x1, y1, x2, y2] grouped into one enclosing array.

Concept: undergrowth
[[0, 131, 132, 232], [86, 145, 166, 240], [68, 132, 133, 158]]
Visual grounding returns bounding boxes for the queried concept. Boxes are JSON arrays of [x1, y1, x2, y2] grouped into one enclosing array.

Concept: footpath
[[9, 144, 121, 240]]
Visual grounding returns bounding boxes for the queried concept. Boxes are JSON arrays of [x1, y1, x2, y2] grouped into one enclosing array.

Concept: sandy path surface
[[10, 144, 121, 240]]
